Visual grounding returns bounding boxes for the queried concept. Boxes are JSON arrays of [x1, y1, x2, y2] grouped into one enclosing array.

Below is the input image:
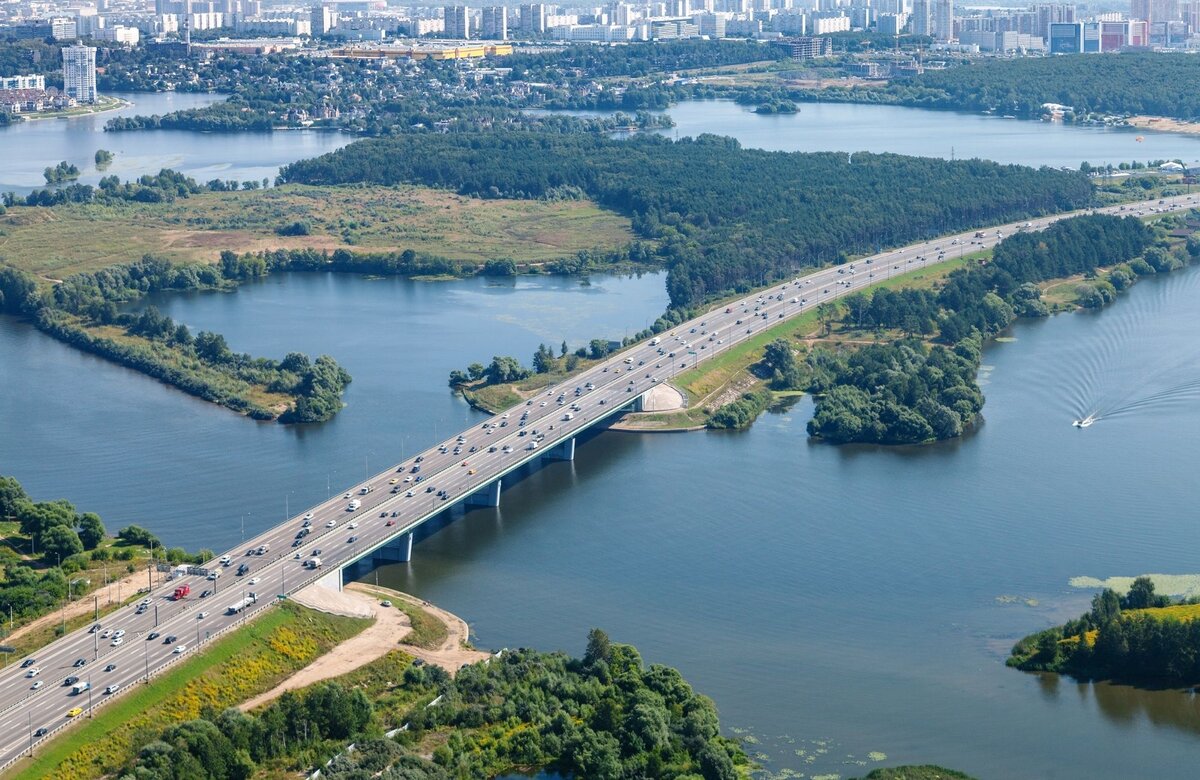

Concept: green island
[[43, 162, 81, 186], [1008, 577, 1200, 686]]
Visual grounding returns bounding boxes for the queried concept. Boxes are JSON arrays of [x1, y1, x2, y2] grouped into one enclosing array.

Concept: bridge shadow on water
[[345, 417, 637, 584]]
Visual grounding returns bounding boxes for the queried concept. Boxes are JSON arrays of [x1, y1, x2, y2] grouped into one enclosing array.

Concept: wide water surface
[[5, 97, 1200, 778], [4, 263, 1200, 777], [657, 99, 1200, 168], [0, 91, 351, 194]]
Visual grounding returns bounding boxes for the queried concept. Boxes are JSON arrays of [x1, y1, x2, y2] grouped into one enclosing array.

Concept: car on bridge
[[67, 707, 83, 718]]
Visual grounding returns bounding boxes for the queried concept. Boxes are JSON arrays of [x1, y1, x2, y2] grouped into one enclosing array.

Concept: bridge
[[0, 194, 1195, 771]]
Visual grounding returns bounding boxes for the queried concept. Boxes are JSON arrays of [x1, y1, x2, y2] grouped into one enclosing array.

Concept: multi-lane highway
[[1, 193, 1195, 771]]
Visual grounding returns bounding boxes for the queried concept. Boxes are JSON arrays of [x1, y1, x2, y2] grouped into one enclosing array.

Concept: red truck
[[172, 583, 191, 601]]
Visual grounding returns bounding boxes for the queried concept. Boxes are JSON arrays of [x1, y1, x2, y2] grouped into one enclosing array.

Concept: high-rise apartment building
[[481, 6, 508, 38], [910, 0, 930, 35], [444, 5, 470, 38], [311, 5, 337, 35], [520, 3, 547, 33], [932, 0, 953, 40], [62, 44, 97, 104]]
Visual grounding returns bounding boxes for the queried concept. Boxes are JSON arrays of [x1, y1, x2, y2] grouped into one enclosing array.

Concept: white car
[[343, 492, 352, 499], [248, 577, 260, 585], [348, 521, 358, 529], [104, 684, 120, 695], [197, 612, 208, 620], [113, 629, 126, 639], [303, 512, 314, 520], [110, 637, 123, 647], [31, 680, 43, 690], [173, 645, 188, 654], [326, 519, 336, 528], [25, 668, 39, 678]]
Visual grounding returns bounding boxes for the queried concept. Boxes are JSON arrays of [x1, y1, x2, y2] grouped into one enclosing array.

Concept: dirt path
[[347, 583, 490, 672], [240, 583, 488, 711], [4, 567, 148, 644]]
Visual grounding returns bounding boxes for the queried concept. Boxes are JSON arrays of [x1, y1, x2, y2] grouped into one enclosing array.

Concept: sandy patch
[[240, 583, 489, 711], [1125, 115, 1200, 136]]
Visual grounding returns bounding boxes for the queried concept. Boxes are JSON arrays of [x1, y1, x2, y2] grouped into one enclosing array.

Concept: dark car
[[200, 590, 211, 598], [63, 676, 78, 686], [21, 659, 36, 669], [33, 728, 48, 738], [72, 658, 86, 668], [104, 663, 117, 672], [147, 631, 160, 640], [164, 635, 177, 644]]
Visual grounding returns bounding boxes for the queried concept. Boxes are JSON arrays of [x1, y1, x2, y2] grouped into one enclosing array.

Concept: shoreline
[[16, 96, 129, 123], [1124, 114, 1200, 137]]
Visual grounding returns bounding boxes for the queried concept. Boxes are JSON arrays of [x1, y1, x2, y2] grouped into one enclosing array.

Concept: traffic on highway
[[1, 193, 1194, 770]]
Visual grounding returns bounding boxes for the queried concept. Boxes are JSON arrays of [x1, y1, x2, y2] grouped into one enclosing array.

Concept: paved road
[[1, 194, 1195, 770]]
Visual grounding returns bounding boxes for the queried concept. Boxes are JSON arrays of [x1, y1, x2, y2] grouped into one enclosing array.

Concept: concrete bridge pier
[[544, 436, 576, 461], [315, 566, 344, 593], [373, 532, 414, 564], [466, 479, 502, 508], [630, 394, 645, 413]]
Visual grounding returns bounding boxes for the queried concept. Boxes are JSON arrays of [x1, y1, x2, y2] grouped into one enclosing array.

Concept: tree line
[[118, 629, 748, 780], [279, 131, 1094, 310], [1008, 577, 1200, 686], [803, 214, 1173, 444], [0, 475, 210, 634], [0, 255, 351, 423], [815, 53, 1200, 121]]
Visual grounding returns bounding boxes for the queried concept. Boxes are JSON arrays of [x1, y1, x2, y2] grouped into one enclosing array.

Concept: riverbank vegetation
[[0, 475, 213, 655], [280, 131, 1093, 310], [1008, 577, 1200, 686], [859, 53, 1200, 122], [804, 213, 1174, 444], [11, 601, 368, 780], [106, 628, 749, 780], [0, 256, 351, 422]]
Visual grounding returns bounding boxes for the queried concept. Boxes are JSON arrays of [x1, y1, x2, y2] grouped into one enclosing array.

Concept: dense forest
[[804, 214, 1172, 444], [1009, 578, 1200, 686], [279, 132, 1094, 309], [0, 256, 351, 423], [830, 53, 1200, 120], [117, 630, 749, 780]]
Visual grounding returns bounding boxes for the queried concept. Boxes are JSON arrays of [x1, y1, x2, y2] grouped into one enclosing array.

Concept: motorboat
[[1072, 416, 1095, 428]]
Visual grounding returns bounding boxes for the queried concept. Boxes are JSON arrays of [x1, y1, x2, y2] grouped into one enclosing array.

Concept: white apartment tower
[[63, 44, 97, 104]]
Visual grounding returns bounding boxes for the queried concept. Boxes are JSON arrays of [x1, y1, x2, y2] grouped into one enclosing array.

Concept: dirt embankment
[[240, 583, 489, 711]]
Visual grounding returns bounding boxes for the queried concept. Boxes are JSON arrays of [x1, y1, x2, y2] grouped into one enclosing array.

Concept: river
[[658, 99, 1200, 168], [4, 101, 1200, 778], [0, 91, 351, 194]]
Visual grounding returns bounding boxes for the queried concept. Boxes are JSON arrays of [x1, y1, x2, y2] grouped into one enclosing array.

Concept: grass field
[[0, 184, 634, 279], [5, 601, 368, 780]]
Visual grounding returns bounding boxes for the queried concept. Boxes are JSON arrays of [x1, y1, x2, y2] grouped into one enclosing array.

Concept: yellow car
[[67, 707, 83, 718], [389, 478, 399, 485], [468, 469, 476, 475]]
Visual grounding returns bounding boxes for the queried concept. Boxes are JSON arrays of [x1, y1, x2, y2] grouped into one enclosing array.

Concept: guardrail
[[0, 563, 339, 775]]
